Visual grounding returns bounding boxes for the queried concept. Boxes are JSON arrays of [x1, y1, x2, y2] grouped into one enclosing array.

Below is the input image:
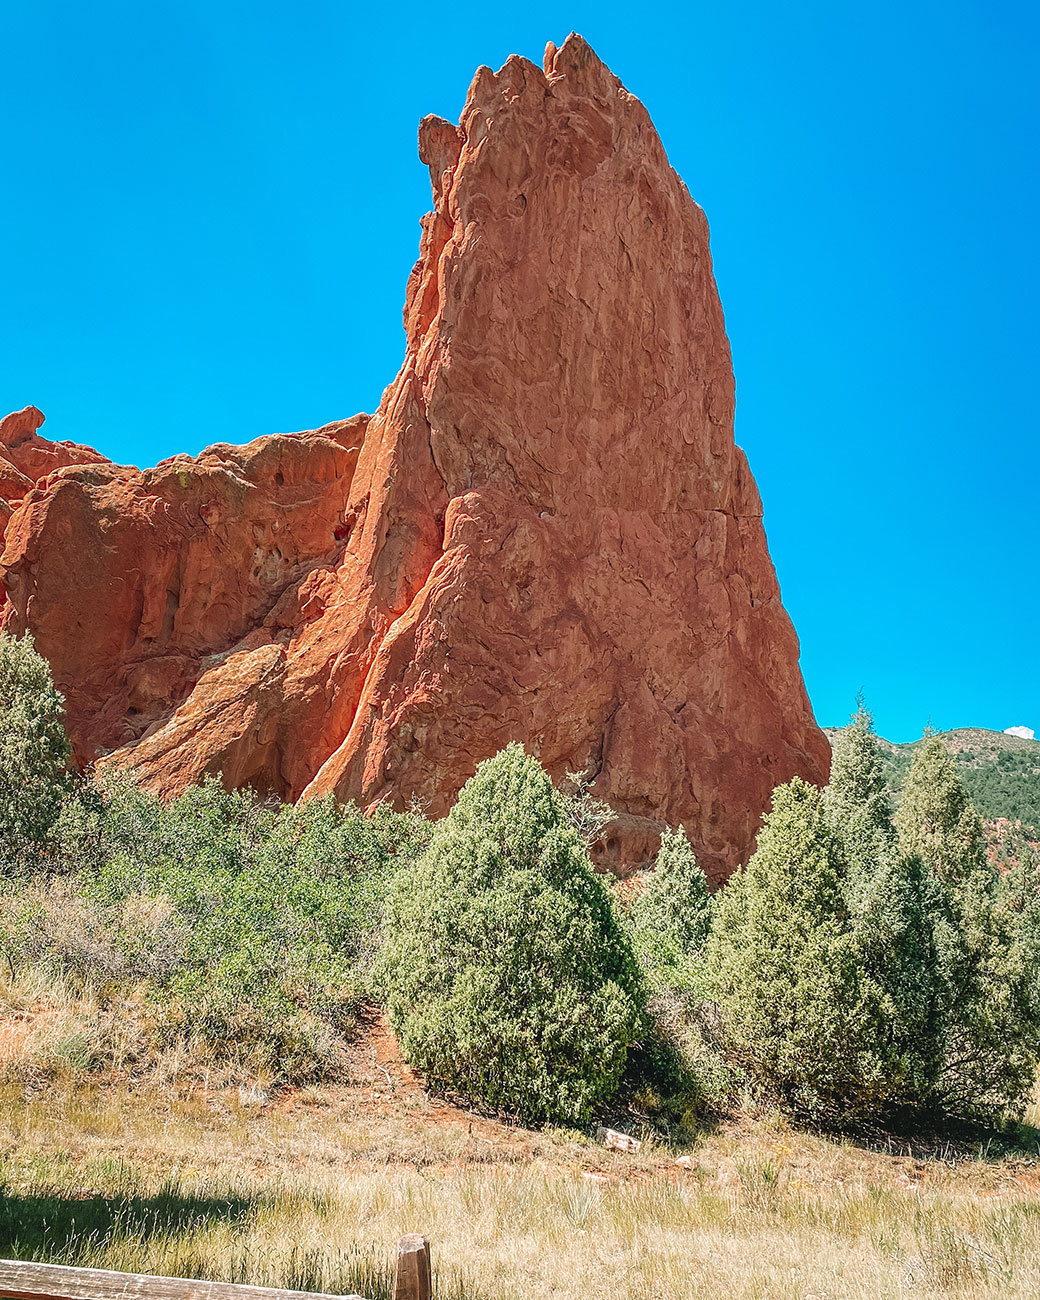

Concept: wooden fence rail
[[0, 1239, 433, 1300]]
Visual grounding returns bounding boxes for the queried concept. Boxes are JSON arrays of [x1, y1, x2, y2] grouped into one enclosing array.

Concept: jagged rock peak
[[0, 39, 829, 880]]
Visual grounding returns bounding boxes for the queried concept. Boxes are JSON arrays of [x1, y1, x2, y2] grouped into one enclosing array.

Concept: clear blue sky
[[2, 1, 1036, 743]]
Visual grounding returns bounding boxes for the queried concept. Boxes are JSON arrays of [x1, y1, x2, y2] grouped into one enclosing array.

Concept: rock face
[[0, 410, 367, 789], [0, 36, 829, 880], [0, 406, 109, 542]]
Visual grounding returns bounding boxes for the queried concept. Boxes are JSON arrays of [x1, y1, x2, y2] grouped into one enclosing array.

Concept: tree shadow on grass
[[0, 1185, 254, 1264], [797, 1110, 1040, 1164], [0, 1188, 488, 1300]]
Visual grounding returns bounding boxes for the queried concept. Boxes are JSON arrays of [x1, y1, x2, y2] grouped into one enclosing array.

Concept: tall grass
[[3, 1081, 1040, 1300]]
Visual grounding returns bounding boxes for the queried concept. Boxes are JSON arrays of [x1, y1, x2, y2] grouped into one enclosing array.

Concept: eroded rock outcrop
[[0, 406, 109, 544], [0, 36, 829, 879], [0, 415, 367, 785]]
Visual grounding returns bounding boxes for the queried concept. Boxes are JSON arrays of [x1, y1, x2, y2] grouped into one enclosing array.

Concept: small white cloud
[[1005, 725, 1035, 741]]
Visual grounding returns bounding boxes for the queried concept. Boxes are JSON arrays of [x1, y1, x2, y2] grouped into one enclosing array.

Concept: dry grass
[[3, 1058, 1040, 1300], [0, 969, 151, 1081], [0, 965, 315, 1093], [5, 974, 1040, 1298]]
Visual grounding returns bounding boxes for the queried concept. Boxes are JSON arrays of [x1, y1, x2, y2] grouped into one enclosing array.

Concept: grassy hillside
[[824, 726, 1040, 835]]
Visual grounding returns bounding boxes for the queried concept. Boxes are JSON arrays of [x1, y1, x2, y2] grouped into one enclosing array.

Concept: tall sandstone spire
[[0, 36, 829, 880]]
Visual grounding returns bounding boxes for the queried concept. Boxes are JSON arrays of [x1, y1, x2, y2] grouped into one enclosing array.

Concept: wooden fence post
[[392, 1235, 431, 1300]]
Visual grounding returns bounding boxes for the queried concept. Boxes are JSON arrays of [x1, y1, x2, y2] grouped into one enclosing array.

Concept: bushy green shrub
[[702, 719, 1040, 1124], [704, 778, 875, 1118], [825, 706, 949, 1112], [3, 772, 429, 1082], [847, 848, 952, 1112], [623, 828, 724, 1126], [0, 632, 71, 866], [704, 716, 1040, 1125], [895, 735, 991, 899], [822, 698, 893, 906], [376, 743, 645, 1125], [895, 736, 1040, 1115], [629, 827, 711, 995]]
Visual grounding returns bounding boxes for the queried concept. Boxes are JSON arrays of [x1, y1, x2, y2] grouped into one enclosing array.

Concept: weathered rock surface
[[0, 36, 829, 878], [0, 417, 367, 784], [0, 407, 109, 544]]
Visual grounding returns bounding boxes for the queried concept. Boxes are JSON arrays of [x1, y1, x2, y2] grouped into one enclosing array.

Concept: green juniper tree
[[704, 777, 874, 1118], [997, 839, 1040, 1055], [895, 735, 992, 903], [822, 697, 893, 903], [375, 743, 645, 1125], [895, 735, 1040, 1115], [0, 631, 72, 866], [847, 849, 953, 1112], [999, 838, 1040, 954], [625, 826, 720, 1122], [629, 826, 712, 994], [824, 703, 948, 1112]]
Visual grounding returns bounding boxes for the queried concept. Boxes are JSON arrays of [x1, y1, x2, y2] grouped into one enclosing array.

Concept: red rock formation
[[0, 414, 367, 782], [0, 406, 108, 483], [0, 35, 829, 879], [0, 407, 109, 545]]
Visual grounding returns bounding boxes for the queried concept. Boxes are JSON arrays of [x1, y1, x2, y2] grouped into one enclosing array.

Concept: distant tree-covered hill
[[823, 726, 1040, 837]]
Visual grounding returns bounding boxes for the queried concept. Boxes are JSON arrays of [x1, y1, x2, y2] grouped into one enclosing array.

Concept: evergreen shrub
[[0, 632, 71, 866], [376, 743, 645, 1125]]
